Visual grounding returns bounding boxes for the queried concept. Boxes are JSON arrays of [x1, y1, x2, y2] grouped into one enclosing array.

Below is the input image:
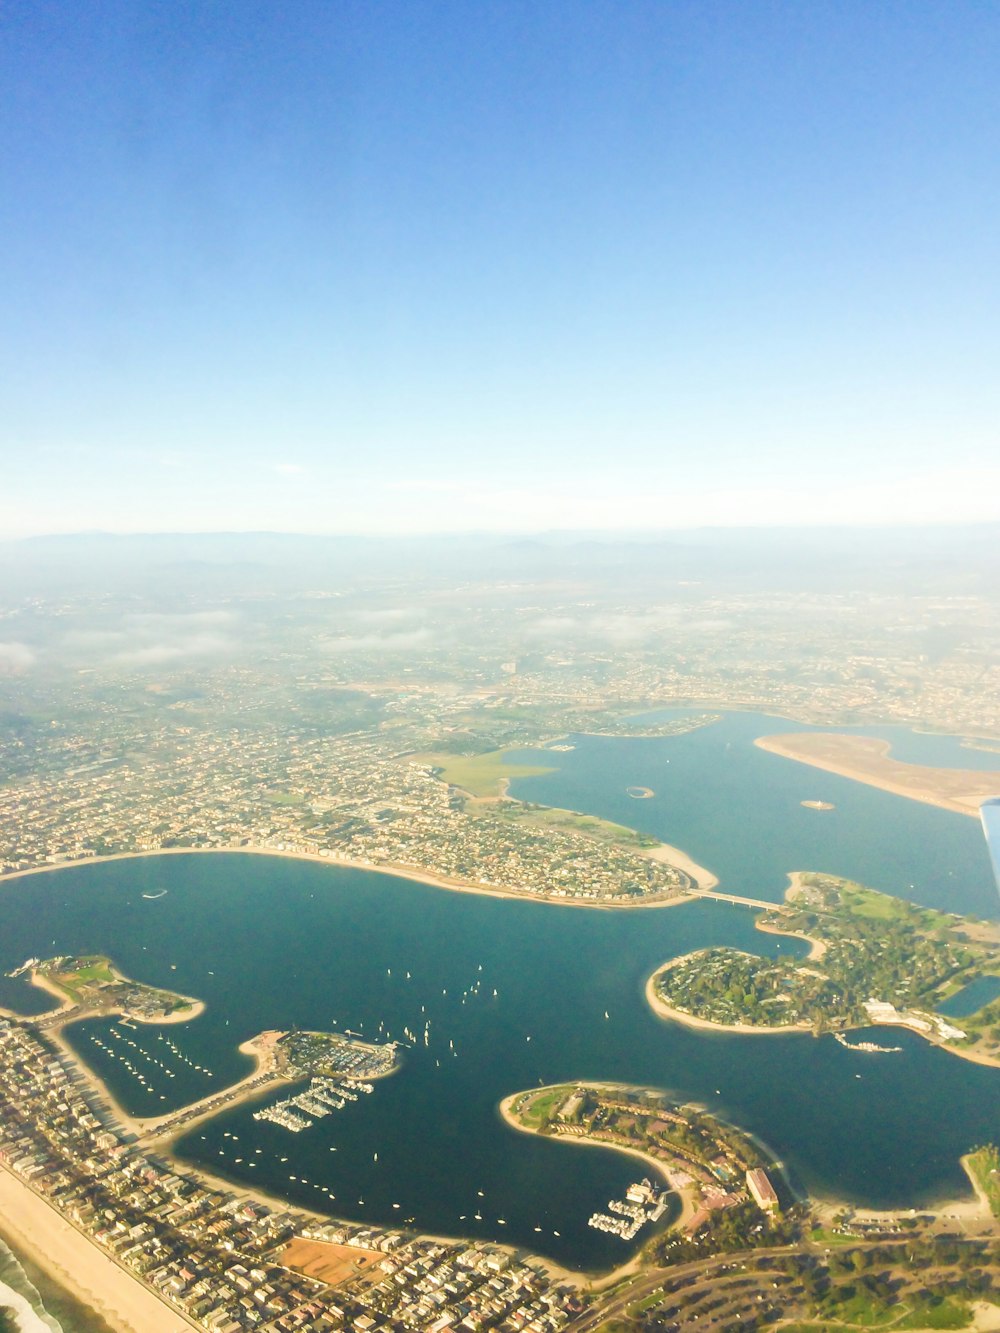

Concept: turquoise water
[[0, 713, 997, 1273]]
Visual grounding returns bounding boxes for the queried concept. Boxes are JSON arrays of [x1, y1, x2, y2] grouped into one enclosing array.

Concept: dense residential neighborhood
[[0, 1018, 575, 1331]]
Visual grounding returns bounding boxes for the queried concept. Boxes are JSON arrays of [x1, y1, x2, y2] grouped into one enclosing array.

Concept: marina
[[253, 1077, 375, 1132], [588, 1180, 668, 1241], [834, 1033, 903, 1054]]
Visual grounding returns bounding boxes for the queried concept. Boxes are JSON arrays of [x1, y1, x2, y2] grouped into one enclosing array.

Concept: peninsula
[[647, 873, 1000, 1066], [501, 1082, 794, 1262], [756, 732, 1000, 816], [24, 954, 203, 1026]]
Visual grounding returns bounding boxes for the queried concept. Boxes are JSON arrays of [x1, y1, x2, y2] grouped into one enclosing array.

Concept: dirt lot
[[282, 1236, 382, 1286]]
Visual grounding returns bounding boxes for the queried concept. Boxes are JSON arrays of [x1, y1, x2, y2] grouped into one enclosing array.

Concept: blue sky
[[2, 0, 999, 536]]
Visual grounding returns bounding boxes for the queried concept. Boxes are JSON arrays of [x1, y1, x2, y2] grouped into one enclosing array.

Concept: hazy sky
[[2, 1, 999, 537]]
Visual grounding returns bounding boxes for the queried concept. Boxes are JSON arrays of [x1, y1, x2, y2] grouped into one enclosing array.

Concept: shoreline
[[755, 874, 827, 960], [25, 964, 206, 1028], [645, 960, 1000, 1068], [754, 734, 1000, 818], [0, 843, 711, 910], [643, 841, 718, 891], [644, 962, 815, 1035], [498, 1089, 698, 1289], [140, 1028, 289, 1142], [811, 1153, 994, 1228], [0, 1165, 196, 1333]]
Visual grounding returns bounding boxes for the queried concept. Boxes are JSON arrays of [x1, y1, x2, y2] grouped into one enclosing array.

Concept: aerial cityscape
[[0, 531, 998, 1333], [3, 1, 1000, 1330]]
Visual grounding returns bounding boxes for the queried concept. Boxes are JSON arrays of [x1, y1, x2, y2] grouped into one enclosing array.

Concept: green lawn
[[818, 1290, 900, 1327], [835, 884, 953, 936], [808, 1227, 859, 1248], [69, 957, 115, 984], [413, 749, 555, 797], [486, 802, 655, 847], [516, 1085, 572, 1129], [894, 1297, 974, 1329], [966, 1144, 1000, 1218], [265, 790, 306, 806], [45, 954, 115, 1001], [803, 1292, 978, 1331]]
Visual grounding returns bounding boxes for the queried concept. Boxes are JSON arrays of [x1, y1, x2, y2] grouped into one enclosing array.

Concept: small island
[[627, 785, 656, 799], [648, 874, 1000, 1066], [801, 799, 835, 811], [29, 954, 203, 1025]]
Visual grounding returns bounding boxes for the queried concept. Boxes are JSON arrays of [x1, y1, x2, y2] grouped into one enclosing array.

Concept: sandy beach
[[754, 878, 827, 960], [644, 841, 718, 891], [755, 732, 1000, 817], [139, 1029, 288, 1142], [811, 1152, 995, 1231], [0, 1167, 194, 1332], [0, 841, 707, 910]]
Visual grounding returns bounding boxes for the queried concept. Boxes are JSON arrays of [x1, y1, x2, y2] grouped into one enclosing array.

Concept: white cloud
[[61, 612, 240, 670], [111, 632, 232, 666], [321, 628, 432, 654], [0, 641, 35, 673]]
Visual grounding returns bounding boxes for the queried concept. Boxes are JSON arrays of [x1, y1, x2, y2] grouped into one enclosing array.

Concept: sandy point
[[644, 842, 718, 891]]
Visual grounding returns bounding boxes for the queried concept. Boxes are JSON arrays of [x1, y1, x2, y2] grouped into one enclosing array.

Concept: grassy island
[[649, 874, 1000, 1065], [31, 955, 203, 1025]]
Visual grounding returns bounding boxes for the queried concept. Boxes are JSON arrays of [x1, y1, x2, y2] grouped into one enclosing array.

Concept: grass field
[[412, 749, 556, 797], [515, 1085, 572, 1129], [838, 884, 951, 933], [482, 802, 656, 847], [966, 1145, 1000, 1219], [47, 955, 115, 1001], [812, 1291, 976, 1330]]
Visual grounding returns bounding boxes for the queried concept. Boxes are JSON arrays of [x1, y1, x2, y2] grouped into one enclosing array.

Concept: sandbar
[[0, 1166, 193, 1333], [755, 733, 1000, 817]]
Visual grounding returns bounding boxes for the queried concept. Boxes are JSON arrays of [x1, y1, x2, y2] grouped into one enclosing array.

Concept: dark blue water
[[938, 975, 1000, 1018], [1, 848, 998, 1273]]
